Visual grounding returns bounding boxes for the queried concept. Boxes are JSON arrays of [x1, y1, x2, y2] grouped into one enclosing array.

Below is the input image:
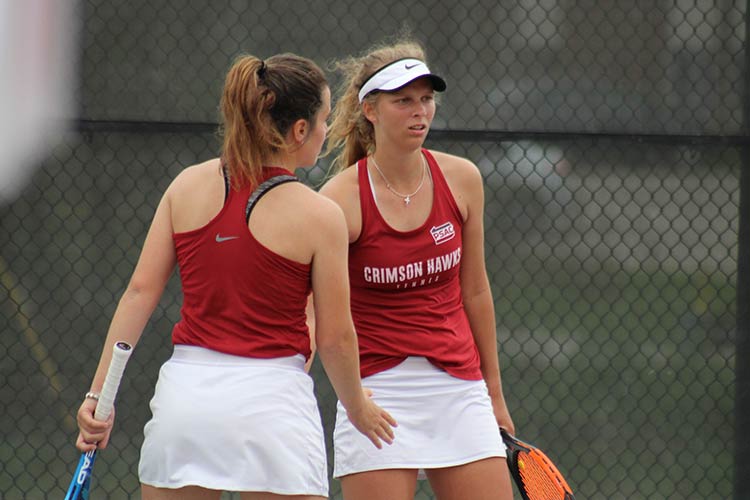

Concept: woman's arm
[[76, 189, 177, 451], [309, 196, 396, 448], [456, 158, 516, 435]]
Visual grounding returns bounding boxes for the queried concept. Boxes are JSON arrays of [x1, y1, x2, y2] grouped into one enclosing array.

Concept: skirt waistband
[[170, 344, 306, 369]]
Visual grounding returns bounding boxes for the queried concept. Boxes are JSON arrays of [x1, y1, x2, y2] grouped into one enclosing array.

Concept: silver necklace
[[370, 154, 427, 206]]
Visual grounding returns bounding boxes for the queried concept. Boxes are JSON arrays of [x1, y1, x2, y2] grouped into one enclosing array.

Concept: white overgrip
[[94, 341, 133, 421]]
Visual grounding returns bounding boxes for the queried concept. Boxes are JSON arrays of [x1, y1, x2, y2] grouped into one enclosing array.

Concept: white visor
[[358, 58, 446, 103]]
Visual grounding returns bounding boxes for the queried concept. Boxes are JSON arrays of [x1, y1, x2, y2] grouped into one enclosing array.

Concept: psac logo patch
[[430, 222, 455, 245]]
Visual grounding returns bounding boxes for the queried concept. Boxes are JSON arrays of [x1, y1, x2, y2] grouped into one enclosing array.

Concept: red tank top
[[349, 149, 482, 379], [171, 167, 312, 359]]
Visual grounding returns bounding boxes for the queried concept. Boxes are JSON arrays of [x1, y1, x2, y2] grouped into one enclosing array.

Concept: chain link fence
[[0, 1, 743, 499]]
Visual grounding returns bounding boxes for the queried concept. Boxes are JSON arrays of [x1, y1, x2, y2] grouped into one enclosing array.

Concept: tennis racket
[[64, 341, 133, 500], [500, 428, 575, 500]]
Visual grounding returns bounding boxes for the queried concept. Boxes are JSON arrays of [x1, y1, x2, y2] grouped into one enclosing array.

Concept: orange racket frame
[[500, 428, 575, 500]]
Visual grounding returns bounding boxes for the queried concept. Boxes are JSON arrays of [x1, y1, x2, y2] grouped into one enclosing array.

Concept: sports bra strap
[[221, 162, 231, 202], [245, 175, 299, 223]]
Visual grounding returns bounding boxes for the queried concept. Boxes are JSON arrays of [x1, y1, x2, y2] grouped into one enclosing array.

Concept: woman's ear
[[362, 100, 378, 124], [291, 119, 309, 144]]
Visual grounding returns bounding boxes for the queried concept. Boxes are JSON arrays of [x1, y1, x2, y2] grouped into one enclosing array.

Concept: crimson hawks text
[[363, 248, 461, 287]]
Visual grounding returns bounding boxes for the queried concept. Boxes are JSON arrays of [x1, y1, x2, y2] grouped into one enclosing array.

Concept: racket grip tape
[[93, 341, 133, 421]]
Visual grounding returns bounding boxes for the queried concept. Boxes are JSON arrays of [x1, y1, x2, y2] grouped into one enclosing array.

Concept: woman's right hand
[[346, 388, 397, 449], [75, 397, 114, 452]]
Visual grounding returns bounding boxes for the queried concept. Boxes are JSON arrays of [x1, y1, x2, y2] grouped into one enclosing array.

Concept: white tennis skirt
[[138, 345, 328, 496], [333, 356, 505, 478]]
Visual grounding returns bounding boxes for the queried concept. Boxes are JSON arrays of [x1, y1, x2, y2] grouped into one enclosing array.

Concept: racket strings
[[517, 449, 568, 500], [532, 448, 573, 492]]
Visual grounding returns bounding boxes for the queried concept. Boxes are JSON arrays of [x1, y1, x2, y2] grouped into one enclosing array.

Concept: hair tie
[[258, 60, 267, 78]]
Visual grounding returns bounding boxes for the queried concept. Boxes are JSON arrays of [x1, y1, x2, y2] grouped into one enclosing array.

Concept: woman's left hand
[[491, 393, 515, 436]]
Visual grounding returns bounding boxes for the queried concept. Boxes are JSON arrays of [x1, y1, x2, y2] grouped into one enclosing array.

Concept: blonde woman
[[321, 40, 515, 500]]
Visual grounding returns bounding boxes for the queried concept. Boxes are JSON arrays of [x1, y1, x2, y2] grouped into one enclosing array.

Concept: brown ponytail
[[219, 53, 327, 187]]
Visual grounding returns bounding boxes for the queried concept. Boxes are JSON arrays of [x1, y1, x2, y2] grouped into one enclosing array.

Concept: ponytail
[[219, 53, 327, 187]]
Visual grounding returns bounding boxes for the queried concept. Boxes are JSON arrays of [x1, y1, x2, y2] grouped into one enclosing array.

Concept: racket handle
[[94, 341, 133, 421]]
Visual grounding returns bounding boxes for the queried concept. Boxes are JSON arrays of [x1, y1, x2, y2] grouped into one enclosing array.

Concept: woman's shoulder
[[166, 158, 222, 195], [426, 149, 482, 186], [318, 164, 360, 208], [427, 149, 477, 173], [294, 183, 346, 220], [277, 182, 348, 242], [320, 164, 358, 192]]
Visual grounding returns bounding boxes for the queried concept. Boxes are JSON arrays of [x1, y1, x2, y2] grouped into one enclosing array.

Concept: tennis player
[[320, 39, 515, 499], [74, 53, 396, 500]]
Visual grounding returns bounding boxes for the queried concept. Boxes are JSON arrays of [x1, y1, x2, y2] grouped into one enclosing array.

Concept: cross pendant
[[404, 196, 411, 205]]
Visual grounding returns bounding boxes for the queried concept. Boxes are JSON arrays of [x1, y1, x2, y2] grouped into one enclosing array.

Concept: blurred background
[[0, 1, 745, 499]]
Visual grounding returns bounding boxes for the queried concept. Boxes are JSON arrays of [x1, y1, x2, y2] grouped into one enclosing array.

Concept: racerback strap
[[222, 166, 231, 202], [245, 175, 299, 223]]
